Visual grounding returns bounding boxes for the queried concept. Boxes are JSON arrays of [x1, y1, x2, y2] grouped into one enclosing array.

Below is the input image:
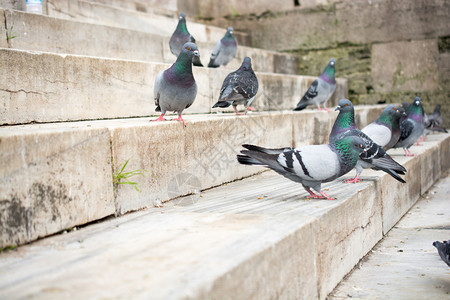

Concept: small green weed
[[113, 159, 151, 192], [6, 21, 17, 41]]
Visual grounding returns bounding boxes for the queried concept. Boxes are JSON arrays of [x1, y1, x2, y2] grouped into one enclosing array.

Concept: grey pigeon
[[424, 104, 447, 134], [393, 97, 425, 156], [208, 27, 237, 68], [432, 240, 450, 267], [169, 12, 203, 67], [153, 42, 199, 126], [237, 135, 366, 200], [330, 99, 406, 183], [361, 105, 406, 150], [294, 58, 336, 112], [212, 57, 258, 115]]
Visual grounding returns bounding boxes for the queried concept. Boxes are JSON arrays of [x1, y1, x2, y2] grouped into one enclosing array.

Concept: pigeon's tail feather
[[371, 156, 406, 173], [293, 99, 309, 111], [208, 60, 219, 68], [242, 144, 293, 155], [193, 55, 204, 67], [237, 154, 265, 166], [212, 101, 231, 108], [377, 168, 406, 183]]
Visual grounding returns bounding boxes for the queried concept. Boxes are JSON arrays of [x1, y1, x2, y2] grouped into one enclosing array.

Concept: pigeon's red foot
[[246, 106, 256, 111], [404, 149, 416, 157], [233, 106, 244, 115], [345, 176, 361, 184], [172, 114, 186, 127], [319, 191, 335, 200], [323, 106, 331, 113], [152, 114, 167, 122]]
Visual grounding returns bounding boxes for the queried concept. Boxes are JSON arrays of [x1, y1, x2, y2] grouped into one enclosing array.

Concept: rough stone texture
[[0, 126, 114, 248], [330, 175, 450, 299], [81, 0, 177, 13], [0, 48, 346, 125], [316, 182, 382, 299], [372, 40, 439, 93], [0, 10, 7, 48], [179, 0, 295, 19], [3, 9, 165, 63], [110, 113, 294, 214], [0, 132, 447, 298]]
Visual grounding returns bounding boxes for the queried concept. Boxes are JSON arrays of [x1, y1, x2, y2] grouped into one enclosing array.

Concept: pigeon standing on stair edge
[[212, 57, 259, 115], [208, 27, 237, 68], [153, 42, 199, 126]]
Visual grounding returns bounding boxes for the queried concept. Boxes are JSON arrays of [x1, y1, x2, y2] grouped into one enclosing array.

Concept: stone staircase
[[0, 1, 449, 299]]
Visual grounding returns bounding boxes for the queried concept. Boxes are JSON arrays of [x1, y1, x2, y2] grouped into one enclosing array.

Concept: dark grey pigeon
[[169, 12, 203, 67], [237, 135, 366, 200], [424, 104, 447, 134], [212, 57, 258, 115], [153, 42, 199, 126], [330, 99, 406, 183], [361, 105, 406, 150], [208, 27, 237, 68], [393, 97, 425, 156], [432, 240, 450, 267], [294, 58, 336, 112]]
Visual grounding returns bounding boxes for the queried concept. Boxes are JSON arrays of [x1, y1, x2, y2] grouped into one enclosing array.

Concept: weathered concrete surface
[[0, 126, 114, 248], [110, 113, 294, 214], [0, 106, 388, 247], [88, 0, 177, 13], [212, 0, 450, 52], [0, 132, 447, 299], [0, 10, 7, 48], [0, 48, 343, 125], [372, 40, 440, 93], [330, 174, 450, 299], [179, 0, 295, 20]]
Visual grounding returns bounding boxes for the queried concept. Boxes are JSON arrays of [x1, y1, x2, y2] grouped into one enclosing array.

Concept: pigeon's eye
[[344, 104, 348, 107], [186, 46, 191, 50], [393, 107, 396, 110]]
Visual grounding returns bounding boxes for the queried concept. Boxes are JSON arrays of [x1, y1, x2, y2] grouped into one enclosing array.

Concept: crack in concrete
[[0, 88, 43, 95]]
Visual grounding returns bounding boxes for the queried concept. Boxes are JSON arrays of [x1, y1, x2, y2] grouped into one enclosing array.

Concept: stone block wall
[[193, 0, 450, 127]]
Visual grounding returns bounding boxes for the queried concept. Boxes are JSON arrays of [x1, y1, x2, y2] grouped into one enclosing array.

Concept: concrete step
[[46, 0, 251, 46], [1, 8, 293, 74], [0, 106, 386, 248], [0, 132, 448, 299], [330, 174, 450, 299], [0, 48, 345, 125]]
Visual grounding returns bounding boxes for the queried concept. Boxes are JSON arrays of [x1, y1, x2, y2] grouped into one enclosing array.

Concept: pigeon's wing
[[294, 80, 318, 110], [433, 240, 450, 267], [277, 145, 340, 181], [234, 70, 258, 99], [153, 71, 164, 111], [361, 123, 391, 148], [208, 40, 222, 67], [242, 144, 294, 155], [189, 34, 196, 44], [400, 119, 414, 141]]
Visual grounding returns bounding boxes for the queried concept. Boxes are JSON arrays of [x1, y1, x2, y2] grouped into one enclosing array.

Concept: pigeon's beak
[[335, 106, 341, 111], [193, 50, 200, 57]]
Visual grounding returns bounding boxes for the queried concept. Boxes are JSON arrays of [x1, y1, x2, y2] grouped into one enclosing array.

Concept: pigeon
[[432, 240, 450, 267], [169, 12, 203, 67], [294, 58, 336, 112], [361, 105, 406, 150], [153, 42, 199, 126], [330, 99, 406, 183], [237, 135, 366, 200], [392, 97, 425, 156], [424, 104, 447, 134], [208, 27, 237, 68], [212, 57, 258, 115]]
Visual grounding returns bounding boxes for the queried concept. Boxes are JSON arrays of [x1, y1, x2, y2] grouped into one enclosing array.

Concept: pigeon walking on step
[[208, 27, 237, 68], [237, 135, 366, 200], [169, 12, 203, 67], [153, 42, 199, 126], [294, 58, 336, 112], [330, 99, 406, 183], [361, 105, 406, 150], [393, 97, 425, 156], [212, 57, 258, 115], [433, 240, 450, 267], [424, 104, 447, 134]]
